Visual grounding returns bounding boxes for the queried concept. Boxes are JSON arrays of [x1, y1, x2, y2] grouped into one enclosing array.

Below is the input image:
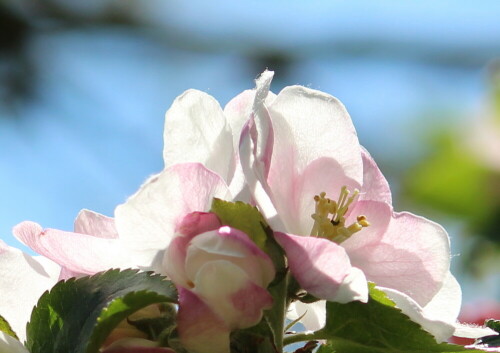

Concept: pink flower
[[164, 212, 275, 353], [11, 86, 273, 351], [13, 84, 254, 275], [238, 71, 462, 341]]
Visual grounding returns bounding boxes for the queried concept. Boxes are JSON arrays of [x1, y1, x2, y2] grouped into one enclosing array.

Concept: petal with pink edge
[[186, 227, 275, 287], [177, 288, 230, 353], [193, 259, 273, 328], [224, 73, 277, 200], [274, 232, 367, 303], [115, 163, 231, 270], [13, 221, 131, 275], [163, 212, 222, 286], [163, 90, 235, 184], [267, 85, 363, 187], [280, 156, 361, 236], [345, 209, 450, 306], [0, 241, 60, 341], [74, 209, 118, 239]]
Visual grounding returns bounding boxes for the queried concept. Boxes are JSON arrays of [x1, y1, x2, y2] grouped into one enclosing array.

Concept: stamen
[[310, 187, 370, 244]]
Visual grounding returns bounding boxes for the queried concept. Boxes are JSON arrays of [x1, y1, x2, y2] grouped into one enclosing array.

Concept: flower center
[[310, 186, 370, 244]]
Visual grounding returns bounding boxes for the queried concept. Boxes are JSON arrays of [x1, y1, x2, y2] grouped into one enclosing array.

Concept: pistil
[[310, 187, 370, 243]]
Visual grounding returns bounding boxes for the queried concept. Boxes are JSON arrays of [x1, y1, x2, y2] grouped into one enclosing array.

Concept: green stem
[[267, 271, 289, 352], [283, 331, 325, 346]]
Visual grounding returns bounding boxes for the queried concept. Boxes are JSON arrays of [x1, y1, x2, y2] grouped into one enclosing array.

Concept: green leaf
[[316, 344, 336, 353], [230, 318, 278, 353], [210, 198, 268, 249], [318, 284, 484, 353], [0, 314, 18, 340], [127, 303, 177, 340], [26, 269, 178, 353], [486, 319, 500, 333]]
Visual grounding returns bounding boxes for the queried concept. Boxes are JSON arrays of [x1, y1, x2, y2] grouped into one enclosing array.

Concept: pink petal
[[276, 156, 362, 236], [224, 89, 255, 199], [0, 241, 60, 341], [74, 209, 118, 239], [13, 221, 130, 275], [342, 200, 392, 251], [163, 212, 222, 286], [177, 288, 231, 353], [239, 120, 284, 230], [224, 77, 277, 200], [163, 90, 235, 184], [192, 259, 273, 329], [115, 163, 231, 270], [358, 147, 392, 204], [346, 210, 450, 306], [175, 212, 222, 239], [274, 232, 367, 303], [186, 227, 275, 287]]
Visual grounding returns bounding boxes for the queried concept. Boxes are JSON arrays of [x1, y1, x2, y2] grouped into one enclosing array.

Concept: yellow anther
[[310, 187, 370, 244]]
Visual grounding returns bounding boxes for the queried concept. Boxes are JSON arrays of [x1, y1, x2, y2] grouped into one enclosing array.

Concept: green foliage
[[405, 132, 493, 224], [230, 318, 278, 353], [0, 314, 18, 340], [316, 344, 336, 353], [486, 319, 500, 333], [318, 284, 484, 353], [26, 269, 178, 353], [127, 302, 177, 340], [211, 198, 269, 249], [292, 341, 318, 353]]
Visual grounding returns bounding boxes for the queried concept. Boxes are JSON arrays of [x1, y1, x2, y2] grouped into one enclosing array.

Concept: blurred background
[[1, 0, 499, 335]]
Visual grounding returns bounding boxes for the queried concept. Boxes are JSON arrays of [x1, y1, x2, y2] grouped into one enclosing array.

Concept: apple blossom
[[164, 211, 275, 353], [238, 70, 477, 341]]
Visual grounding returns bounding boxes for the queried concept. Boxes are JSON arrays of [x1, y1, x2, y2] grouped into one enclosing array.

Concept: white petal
[[287, 300, 326, 332], [115, 163, 231, 270], [163, 90, 235, 183], [0, 332, 29, 353], [331, 267, 368, 304], [380, 286, 456, 342], [454, 323, 498, 339], [422, 272, 462, 325], [0, 242, 60, 341]]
